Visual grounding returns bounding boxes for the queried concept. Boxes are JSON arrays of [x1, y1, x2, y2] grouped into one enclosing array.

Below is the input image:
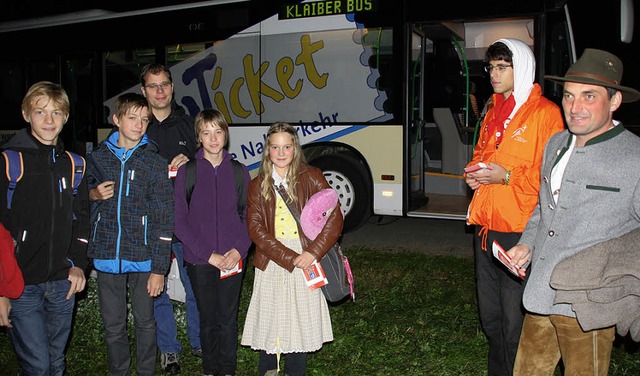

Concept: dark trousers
[[97, 271, 156, 376], [259, 351, 307, 376], [474, 228, 525, 376], [187, 262, 243, 376]]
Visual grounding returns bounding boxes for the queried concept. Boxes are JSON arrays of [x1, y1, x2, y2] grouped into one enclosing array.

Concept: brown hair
[[140, 63, 173, 86], [194, 109, 229, 148], [114, 93, 151, 120]]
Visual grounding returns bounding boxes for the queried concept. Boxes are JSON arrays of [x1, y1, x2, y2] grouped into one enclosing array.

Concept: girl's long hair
[[259, 122, 306, 202]]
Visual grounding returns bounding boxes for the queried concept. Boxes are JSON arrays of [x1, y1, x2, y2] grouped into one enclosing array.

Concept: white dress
[[241, 191, 333, 354]]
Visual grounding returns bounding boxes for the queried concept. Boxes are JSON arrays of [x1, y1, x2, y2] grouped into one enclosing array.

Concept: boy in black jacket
[[0, 81, 90, 374]]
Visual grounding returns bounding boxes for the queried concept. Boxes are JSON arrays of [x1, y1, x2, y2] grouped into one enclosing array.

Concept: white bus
[[0, 0, 637, 234]]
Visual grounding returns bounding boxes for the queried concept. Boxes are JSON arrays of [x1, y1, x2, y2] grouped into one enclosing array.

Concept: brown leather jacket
[[248, 164, 344, 272]]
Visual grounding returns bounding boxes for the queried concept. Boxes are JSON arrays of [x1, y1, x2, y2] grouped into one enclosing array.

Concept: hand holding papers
[[220, 259, 242, 279], [303, 260, 328, 290], [492, 241, 526, 280]]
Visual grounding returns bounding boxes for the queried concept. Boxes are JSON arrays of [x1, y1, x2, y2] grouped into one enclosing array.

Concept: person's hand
[[208, 253, 226, 269], [170, 154, 190, 169], [147, 273, 165, 297], [469, 162, 508, 185], [507, 244, 532, 279], [219, 249, 241, 271], [0, 296, 12, 328], [294, 251, 316, 270], [465, 175, 481, 190], [89, 180, 116, 201], [67, 266, 86, 300]]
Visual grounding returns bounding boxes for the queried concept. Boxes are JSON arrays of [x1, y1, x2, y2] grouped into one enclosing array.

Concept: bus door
[[407, 20, 474, 220]]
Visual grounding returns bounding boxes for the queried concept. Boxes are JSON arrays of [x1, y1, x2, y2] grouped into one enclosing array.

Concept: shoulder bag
[[275, 184, 354, 302]]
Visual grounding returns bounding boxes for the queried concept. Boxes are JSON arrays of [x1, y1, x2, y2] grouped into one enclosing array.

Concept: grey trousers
[[97, 271, 157, 376]]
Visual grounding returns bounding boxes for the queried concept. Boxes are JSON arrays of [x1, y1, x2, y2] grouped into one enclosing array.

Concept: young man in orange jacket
[[465, 38, 564, 376]]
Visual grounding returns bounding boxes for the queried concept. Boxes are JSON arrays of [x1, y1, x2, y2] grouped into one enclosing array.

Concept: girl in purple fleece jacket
[[173, 109, 251, 376]]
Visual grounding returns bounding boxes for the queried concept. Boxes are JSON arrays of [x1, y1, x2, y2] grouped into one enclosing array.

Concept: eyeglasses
[[484, 64, 512, 73], [145, 81, 172, 91]]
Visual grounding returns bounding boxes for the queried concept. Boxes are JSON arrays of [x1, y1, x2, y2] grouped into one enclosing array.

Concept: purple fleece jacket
[[173, 148, 251, 264]]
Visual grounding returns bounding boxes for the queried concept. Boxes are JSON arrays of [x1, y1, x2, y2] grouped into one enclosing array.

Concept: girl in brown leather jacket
[[240, 122, 343, 376]]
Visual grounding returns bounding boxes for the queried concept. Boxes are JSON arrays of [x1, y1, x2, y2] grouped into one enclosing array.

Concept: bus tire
[[310, 154, 371, 233]]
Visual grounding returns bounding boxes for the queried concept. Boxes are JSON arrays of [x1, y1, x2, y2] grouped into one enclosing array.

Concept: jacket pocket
[[586, 185, 620, 192], [92, 213, 102, 241]]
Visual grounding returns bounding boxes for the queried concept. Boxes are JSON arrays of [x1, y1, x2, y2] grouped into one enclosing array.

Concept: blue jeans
[[8, 279, 75, 376], [154, 241, 200, 353]]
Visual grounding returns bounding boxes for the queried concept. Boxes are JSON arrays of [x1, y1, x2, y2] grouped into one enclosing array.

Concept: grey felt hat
[[545, 48, 640, 103]]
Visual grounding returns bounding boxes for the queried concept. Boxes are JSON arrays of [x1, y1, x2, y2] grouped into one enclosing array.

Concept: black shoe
[[191, 347, 203, 358]]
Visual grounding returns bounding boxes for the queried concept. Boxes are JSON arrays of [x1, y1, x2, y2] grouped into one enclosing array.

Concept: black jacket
[[146, 102, 198, 162], [0, 129, 90, 285]]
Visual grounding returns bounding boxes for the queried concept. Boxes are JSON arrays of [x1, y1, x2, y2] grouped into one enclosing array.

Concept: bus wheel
[[311, 154, 371, 233]]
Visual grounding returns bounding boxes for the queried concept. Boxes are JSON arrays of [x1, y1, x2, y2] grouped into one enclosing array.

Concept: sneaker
[[191, 347, 203, 358], [160, 352, 181, 374]]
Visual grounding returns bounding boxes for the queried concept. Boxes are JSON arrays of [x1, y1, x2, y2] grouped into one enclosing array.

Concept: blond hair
[[259, 122, 306, 202], [21, 81, 69, 121]]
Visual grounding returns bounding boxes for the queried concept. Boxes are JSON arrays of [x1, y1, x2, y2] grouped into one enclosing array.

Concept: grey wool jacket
[[550, 226, 640, 340], [519, 124, 640, 317]]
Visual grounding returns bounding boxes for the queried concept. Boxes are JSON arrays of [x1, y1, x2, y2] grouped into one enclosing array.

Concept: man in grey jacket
[[506, 49, 640, 375]]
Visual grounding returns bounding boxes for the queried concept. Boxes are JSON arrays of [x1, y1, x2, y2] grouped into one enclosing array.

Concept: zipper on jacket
[[116, 157, 127, 274], [143, 215, 148, 245], [126, 169, 134, 196], [15, 230, 26, 258], [58, 177, 67, 208], [92, 213, 101, 241], [48, 148, 57, 279]]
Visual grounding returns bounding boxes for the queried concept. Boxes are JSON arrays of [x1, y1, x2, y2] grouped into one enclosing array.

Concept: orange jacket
[[466, 84, 564, 235]]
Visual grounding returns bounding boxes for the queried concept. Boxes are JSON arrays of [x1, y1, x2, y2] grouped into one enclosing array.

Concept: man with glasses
[[140, 63, 200, 374], [464, 38, 564, 376]]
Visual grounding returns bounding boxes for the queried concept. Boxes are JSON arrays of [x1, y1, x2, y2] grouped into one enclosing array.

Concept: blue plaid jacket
[[86, 132, 173, 275]]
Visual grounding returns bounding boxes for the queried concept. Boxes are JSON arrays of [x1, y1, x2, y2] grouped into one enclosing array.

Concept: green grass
[[2, 248, 640, 375]]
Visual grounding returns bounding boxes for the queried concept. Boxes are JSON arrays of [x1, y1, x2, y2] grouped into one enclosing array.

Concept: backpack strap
[[184, 159, 197, 207], [231, 159, 247, 222], [65, 151, 86, 197], [2, 150, 24, 210]]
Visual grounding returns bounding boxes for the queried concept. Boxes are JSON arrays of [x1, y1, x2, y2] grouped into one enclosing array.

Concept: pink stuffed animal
[[300, 188, 341, 240]]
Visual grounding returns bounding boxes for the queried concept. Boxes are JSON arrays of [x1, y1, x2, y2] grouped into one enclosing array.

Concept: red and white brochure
[[492, 241, 523, 280], [220, 259, 242, 279], [302, 260, 328, 290], [464, 162, 489, 173], [168, 165, 178, 178]]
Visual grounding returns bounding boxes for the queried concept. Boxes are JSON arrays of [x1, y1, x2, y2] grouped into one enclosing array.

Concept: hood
[[104, 131, 151, 160], [495, 38, 535, 120]]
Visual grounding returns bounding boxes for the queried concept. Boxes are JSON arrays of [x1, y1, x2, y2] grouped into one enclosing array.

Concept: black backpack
[[184, 159, 246, 222]]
